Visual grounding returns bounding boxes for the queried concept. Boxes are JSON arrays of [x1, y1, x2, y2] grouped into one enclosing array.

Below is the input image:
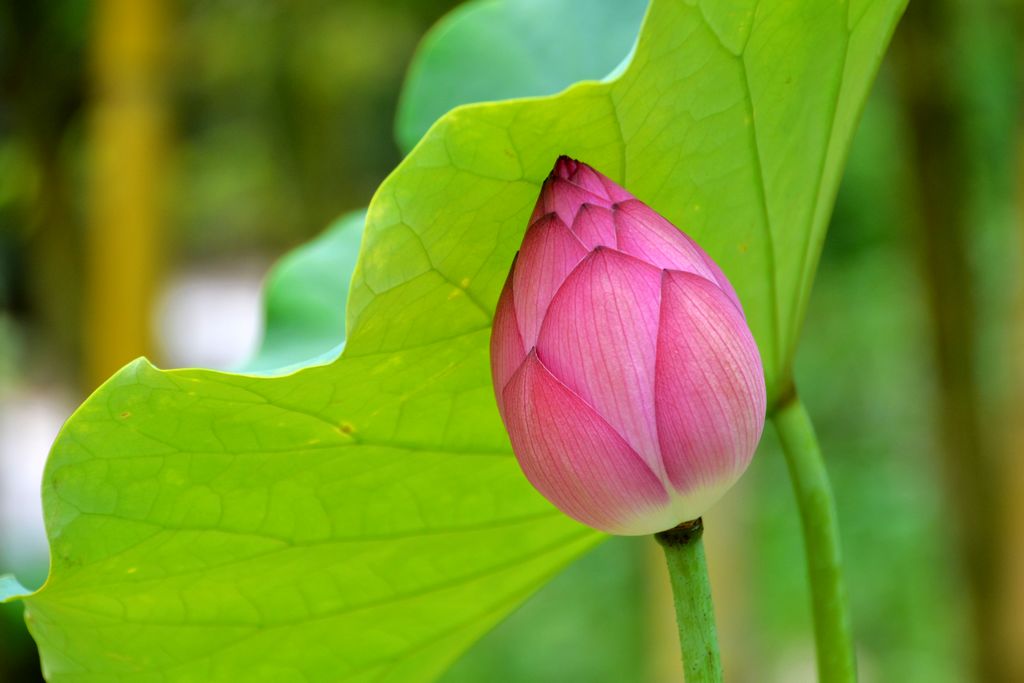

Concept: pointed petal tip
[[571, 203, 617, 249], [530, 211, 567, 229], [532, 175, 613, 226], [551, 155, 580, 181]]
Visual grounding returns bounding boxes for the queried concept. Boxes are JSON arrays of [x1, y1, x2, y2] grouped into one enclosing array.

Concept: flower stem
[[772, 391, 856, 683], [655, 518, 723, 683]]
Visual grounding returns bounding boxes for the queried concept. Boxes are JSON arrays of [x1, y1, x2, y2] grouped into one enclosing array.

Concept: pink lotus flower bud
[[491, 157, 766, 535]]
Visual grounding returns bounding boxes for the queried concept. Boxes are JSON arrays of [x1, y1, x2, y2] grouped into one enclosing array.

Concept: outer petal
[[613, 200, 744, 312], [576, 166, 634, 203], [613, 200, 716, 278], [551, 155, 582, 183], [529, 176, 612, 226], [570, 204, 617, 250], [536, 248, 664, 474], [512, 214, 589, 347], [489, 263, 526, 418], [552, 156, 635, 204], [502, 351, 670, 534], [655, 270, 766, 504], [564, 164, 610, 198]]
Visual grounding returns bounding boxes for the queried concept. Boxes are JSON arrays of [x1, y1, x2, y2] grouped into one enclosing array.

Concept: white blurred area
[[0, 388, 74, 578], [155, 261, 268, 370], [0, 262, 267, 580]]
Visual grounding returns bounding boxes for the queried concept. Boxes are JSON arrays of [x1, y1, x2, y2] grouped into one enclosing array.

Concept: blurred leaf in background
[[394, 0, 648, 152], [241, 210, 365, 373]]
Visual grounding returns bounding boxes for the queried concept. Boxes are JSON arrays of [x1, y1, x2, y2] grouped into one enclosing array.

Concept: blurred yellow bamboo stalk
[[84, 0, 170, 390]]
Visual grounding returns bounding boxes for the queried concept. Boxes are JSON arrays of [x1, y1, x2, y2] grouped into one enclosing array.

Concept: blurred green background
[[0, 1, 1021, 682]]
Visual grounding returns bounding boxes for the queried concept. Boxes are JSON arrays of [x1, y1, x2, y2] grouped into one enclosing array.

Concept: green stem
[[772, 391, 856, 683], [655, 518, 723, 683]]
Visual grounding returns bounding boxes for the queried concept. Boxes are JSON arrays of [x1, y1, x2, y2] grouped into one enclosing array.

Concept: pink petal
[[512, 214, 589, 347], [569, 162, 635, 203], [613, 200, 744, 312], [502, 351, 669, 534], [536, 248, 665, 474], [490, 263, 526, 418], [694, 248, 745, 315], [564, 165, 610, 198], [570, 204, 617, 249], [551, 156, 634, 204], [613, 200, 717, 278], [529, 176, 613, 226], [655, 270, 766, 497], [551, 155, 581, 181]]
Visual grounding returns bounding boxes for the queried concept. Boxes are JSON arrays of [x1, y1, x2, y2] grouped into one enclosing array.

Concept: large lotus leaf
[[394, 0, 649, 153], [2, 0, 906, 680]]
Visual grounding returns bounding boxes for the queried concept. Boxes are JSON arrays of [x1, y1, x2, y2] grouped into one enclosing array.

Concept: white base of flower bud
[[611, 480, 733, 536]]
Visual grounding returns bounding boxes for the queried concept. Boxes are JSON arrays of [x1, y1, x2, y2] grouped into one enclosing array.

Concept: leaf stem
[[772, 391, 856, 682], [655, 518, 723, 683]]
